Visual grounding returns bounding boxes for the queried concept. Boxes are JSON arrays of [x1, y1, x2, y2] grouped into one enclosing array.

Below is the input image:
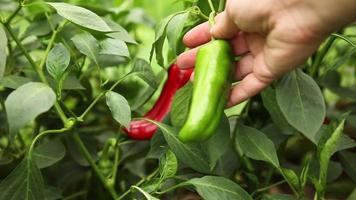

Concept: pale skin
[[177, 0, 356, 107]]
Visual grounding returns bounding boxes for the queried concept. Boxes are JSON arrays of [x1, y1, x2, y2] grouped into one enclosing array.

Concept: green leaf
[[235, 123, 280, 168], [166, 12, 188, 56], [170, 82, 192, 127], [71, 32, 99, 65], [33, 139, 66, 169], [339, 151, 356, 183], [318, 119, 345, 191], [0, 75, 32, 89], [46, 43, 70, 81], [99, 38, 130, 58], [186, 176, 253, 200], [152, 121, 211, 173], [0, 24, 7, 78], [46, 2, 111, 32], [159, 149, 178, 180], [0, 157, 45, 200], [150, 14, 176, 66], [5, 82, 56, 139], [276, 69, 326, 140], [131, 58, 158, 88], [261, 87, 296, 135], [203, 114, 231, 170], [131, 186, 159, 200], [281, 168, 300, 192], [105, 19, 137, 44], [106, 91, 131, 128]]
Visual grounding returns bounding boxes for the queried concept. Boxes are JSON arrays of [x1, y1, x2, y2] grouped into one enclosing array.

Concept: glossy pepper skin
[[179, 40, 233, 142], [124, 64, 193, 140]]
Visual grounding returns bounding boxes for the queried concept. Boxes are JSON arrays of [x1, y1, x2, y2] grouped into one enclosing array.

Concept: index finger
[[183, 22, 211, 48]]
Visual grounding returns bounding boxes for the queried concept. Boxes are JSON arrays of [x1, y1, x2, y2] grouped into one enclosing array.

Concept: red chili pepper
[[124, 64, 193, 140]]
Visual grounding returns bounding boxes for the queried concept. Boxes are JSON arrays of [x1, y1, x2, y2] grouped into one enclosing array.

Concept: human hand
[[177, 0, 356, 107]]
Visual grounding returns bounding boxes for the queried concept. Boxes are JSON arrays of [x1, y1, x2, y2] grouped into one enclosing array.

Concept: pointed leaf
[[71, 32, 99, 65], [166, 12, 188, 56], [100, 38, 130, 58], [186, 176, 253, 200], [171, 82, 192, 127], [46, 2, 111, 32], [106, 91, 131, 128], [159, 150, 178, 180], [46, 43, 70, 81], [5, 82, 56, 139], [276, 69, 325, 140], [235, 123, 280, 168], [131, 58, 158, 88], [0, 157, 45, 200]]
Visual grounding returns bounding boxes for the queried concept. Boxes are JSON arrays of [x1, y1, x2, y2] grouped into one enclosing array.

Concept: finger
[[235, 54, 253, 80], [211, 11, 239, 39], [227, 73, 271, 107], [231, 32, 249, 55], [183, 22, 211, 48], [176, 47, 198, 69]]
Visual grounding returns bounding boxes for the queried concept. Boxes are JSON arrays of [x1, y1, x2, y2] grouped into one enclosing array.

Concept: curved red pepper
[[124, 64, 193, 140]]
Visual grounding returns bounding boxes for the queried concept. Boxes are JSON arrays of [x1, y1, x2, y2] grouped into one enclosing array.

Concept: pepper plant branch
[[309, 36, 336, 78], [28, 128, 69, 156], [3, 22, 69, 125], [4, 1, 22, 25], [207, 0, 216, 13], [72, 132, 118, 199], [218, 0, 226, 12], [77, 73, 133, 121]]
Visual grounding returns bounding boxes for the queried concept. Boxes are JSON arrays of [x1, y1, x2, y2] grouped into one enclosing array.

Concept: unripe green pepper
[[179, 40, 233, 142]]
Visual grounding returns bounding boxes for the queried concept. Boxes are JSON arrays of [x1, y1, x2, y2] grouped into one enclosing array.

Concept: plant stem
[[72, 132, 118, 199], [4, 1, 22, 25], [331, 33, 356, 48], [207, 0, 216, 13], [110, 133, 121, 187], [28, 128, 68, 156], [252, 180, 286, 196], [309, 36, 336, 78], [77, 73, 132, 121], [218, 0, 226, 12]]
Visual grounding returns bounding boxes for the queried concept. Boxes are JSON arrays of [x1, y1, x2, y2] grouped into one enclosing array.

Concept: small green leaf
[[170, 82, 192, 127], [186, 176, 253, 200], [0, 24, 7, 78], [276, 69, 326, 140], [235, 123, 280, 168], [131, 186, 159, 200], [105, 19, 137, 44], [71, 32, 99, 65], [0, 157, 45, 200], [100, 38, 130, 58], [166, 12, 188, 56], [281, 168, 300, 192], [159, 150, 178, 180], [33, 139, 66, 169], [151, 121, 211, 173], [131, 58, 158, 88], [46, 2, 111, 32], [5, 82, 56, 139], [106, 91, 131, 128], [46, 43, 70, 81]]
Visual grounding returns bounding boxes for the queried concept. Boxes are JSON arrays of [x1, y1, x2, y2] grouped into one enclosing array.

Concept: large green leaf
[[166, 12, 188, 56], [0, 157, 45, 200], [5, 82, 56, 138], [276, 69, 325, 140], [186, 176, 253, 200], [46, 2, 111, 32], [131, 58, 158, 88], [106, 91, 131, 128], [46, 43, 70, 81], [0, 24, 7, 78], [235, 123, 280, 168]]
